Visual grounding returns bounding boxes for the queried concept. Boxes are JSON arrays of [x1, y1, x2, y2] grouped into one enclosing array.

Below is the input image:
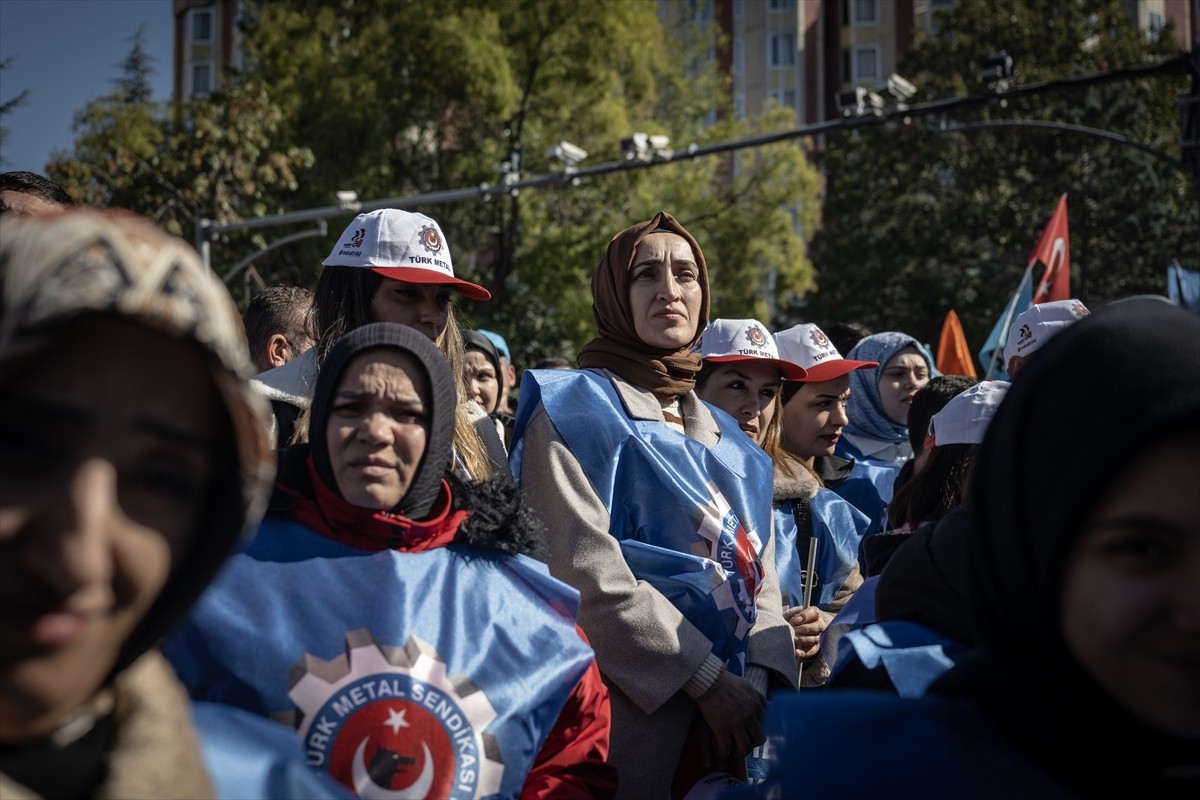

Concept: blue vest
[[725, 691, 1072, 798], [828, 621, 970, 698], [166, 519, 594, 800], [774, 488, 870, 609], [192, 702, 354, 799], [829, 459, 899, 537], [510, 369, 775, 669]]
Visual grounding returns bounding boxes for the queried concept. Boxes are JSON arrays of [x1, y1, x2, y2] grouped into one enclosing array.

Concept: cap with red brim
[[323, 208, 491, 301], [774, 322, 877, 382], [695, 319, 808, 381]]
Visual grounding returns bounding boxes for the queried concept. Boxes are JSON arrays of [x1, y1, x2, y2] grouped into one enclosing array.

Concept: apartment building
[[172, 0, 240, 102], [663, 0, 1195, 127]]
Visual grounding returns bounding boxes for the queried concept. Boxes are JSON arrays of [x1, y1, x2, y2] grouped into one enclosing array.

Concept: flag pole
[[984, 263, 1033, 378], [797, 538, 819, 684]]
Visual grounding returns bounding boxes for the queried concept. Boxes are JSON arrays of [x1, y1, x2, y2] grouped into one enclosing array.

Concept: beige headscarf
[[0, 209, 275, 675], [577, 211, 710, 403]]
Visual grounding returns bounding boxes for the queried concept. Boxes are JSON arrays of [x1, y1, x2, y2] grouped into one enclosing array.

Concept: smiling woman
[[0, 209, 312, 799]]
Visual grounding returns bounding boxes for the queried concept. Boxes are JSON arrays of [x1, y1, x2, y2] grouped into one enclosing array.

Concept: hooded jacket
[[169, 323, 616, 800], [932, 298, 1200, 795], [0, 210, 283, 799]]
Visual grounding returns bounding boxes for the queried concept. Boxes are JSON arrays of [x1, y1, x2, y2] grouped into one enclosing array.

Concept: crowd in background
[[1, 170, 1197, 799]]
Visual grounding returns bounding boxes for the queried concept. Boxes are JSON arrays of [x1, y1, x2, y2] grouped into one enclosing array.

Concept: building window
[[854, 0, 878, 24], [733, 37, 744, 76], [734, 92, 746, 120], [191, 63, 212, 96], [734, 0, 743, 19], [190, 9, 213, 43], [841, 48, 851, 82], [1146, 10, 1164, 41], [689, 0, 712, 22], [769, 88, 797, 109], [854, 45, 879, 82], [769, 32, 796, 67], [768, 0, 796, 10]]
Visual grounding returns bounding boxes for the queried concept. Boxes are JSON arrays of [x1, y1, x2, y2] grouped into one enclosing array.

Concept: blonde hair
[[442, 311, 491, 479]]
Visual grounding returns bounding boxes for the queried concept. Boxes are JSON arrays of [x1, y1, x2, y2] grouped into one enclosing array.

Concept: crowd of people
[[1, 170, 1197, 799]]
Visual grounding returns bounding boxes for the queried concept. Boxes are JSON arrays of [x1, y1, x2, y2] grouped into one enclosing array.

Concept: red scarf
[[277, 455, 470, 553]]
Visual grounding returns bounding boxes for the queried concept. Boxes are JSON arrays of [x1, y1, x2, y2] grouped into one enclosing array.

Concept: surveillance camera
[[886, 74, 917, 100], [547, 141, 588, 166], [335, 190, 358, 204], [648, 134, 671, 151]]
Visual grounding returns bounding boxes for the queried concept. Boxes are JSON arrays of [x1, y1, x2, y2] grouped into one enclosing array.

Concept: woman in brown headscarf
[[510, 212, 796, 798]]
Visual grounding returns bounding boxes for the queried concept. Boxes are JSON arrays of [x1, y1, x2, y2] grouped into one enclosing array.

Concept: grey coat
[[517, 369, 797, 798]]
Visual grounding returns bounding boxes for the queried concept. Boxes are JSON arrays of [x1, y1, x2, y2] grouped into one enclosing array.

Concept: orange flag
[[936, 309, 978, 378], [1031, 194, 1070, 303]]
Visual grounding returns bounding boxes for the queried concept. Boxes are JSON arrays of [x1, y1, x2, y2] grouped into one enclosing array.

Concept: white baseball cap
[[1003, 299, 1088, 365], [323, 209, 491, 300], [928, 380, 1010, 446], [773, 322, 877, 382], [695, 318, 808, 380]]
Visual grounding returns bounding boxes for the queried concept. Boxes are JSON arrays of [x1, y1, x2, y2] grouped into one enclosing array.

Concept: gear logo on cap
[[1070, 301, 1089, 319], [809, 328, 831, 349], [345, 228, 366, 249], [419, 225, 442, 256], [745, 324, 768, 349]]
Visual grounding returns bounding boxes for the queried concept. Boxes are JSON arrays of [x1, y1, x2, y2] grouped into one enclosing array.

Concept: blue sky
[[0, 0, 174, 173]]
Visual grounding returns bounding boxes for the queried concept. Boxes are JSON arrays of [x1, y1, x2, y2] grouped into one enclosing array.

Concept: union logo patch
[[809, 328, 830, 349], [694, 482, 764, 643], [346, 228, 367, 249], [419, 225, 442, 256], [744, 324, 769, 349], [286, 630, 504, 799]]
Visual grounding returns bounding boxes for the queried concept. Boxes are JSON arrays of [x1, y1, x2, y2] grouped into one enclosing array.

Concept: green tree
[[802, 0, 1198, 357], [46, 35, 313, 300], [239, 0, 822, 364], [118, 26, 155, 105]]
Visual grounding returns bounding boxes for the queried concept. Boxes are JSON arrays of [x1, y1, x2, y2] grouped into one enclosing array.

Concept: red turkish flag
[[1030, 194, 1070, 303]]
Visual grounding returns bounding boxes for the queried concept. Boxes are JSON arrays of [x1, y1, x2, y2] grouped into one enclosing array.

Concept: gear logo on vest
[[287, 629, 504, 799], [694, 482, 764, 642], [418, 225, 442, 256]]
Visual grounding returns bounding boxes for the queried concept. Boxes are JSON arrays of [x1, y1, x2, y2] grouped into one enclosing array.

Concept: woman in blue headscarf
[[837, 332, 935, 467], [830, 332, 935, 536]]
